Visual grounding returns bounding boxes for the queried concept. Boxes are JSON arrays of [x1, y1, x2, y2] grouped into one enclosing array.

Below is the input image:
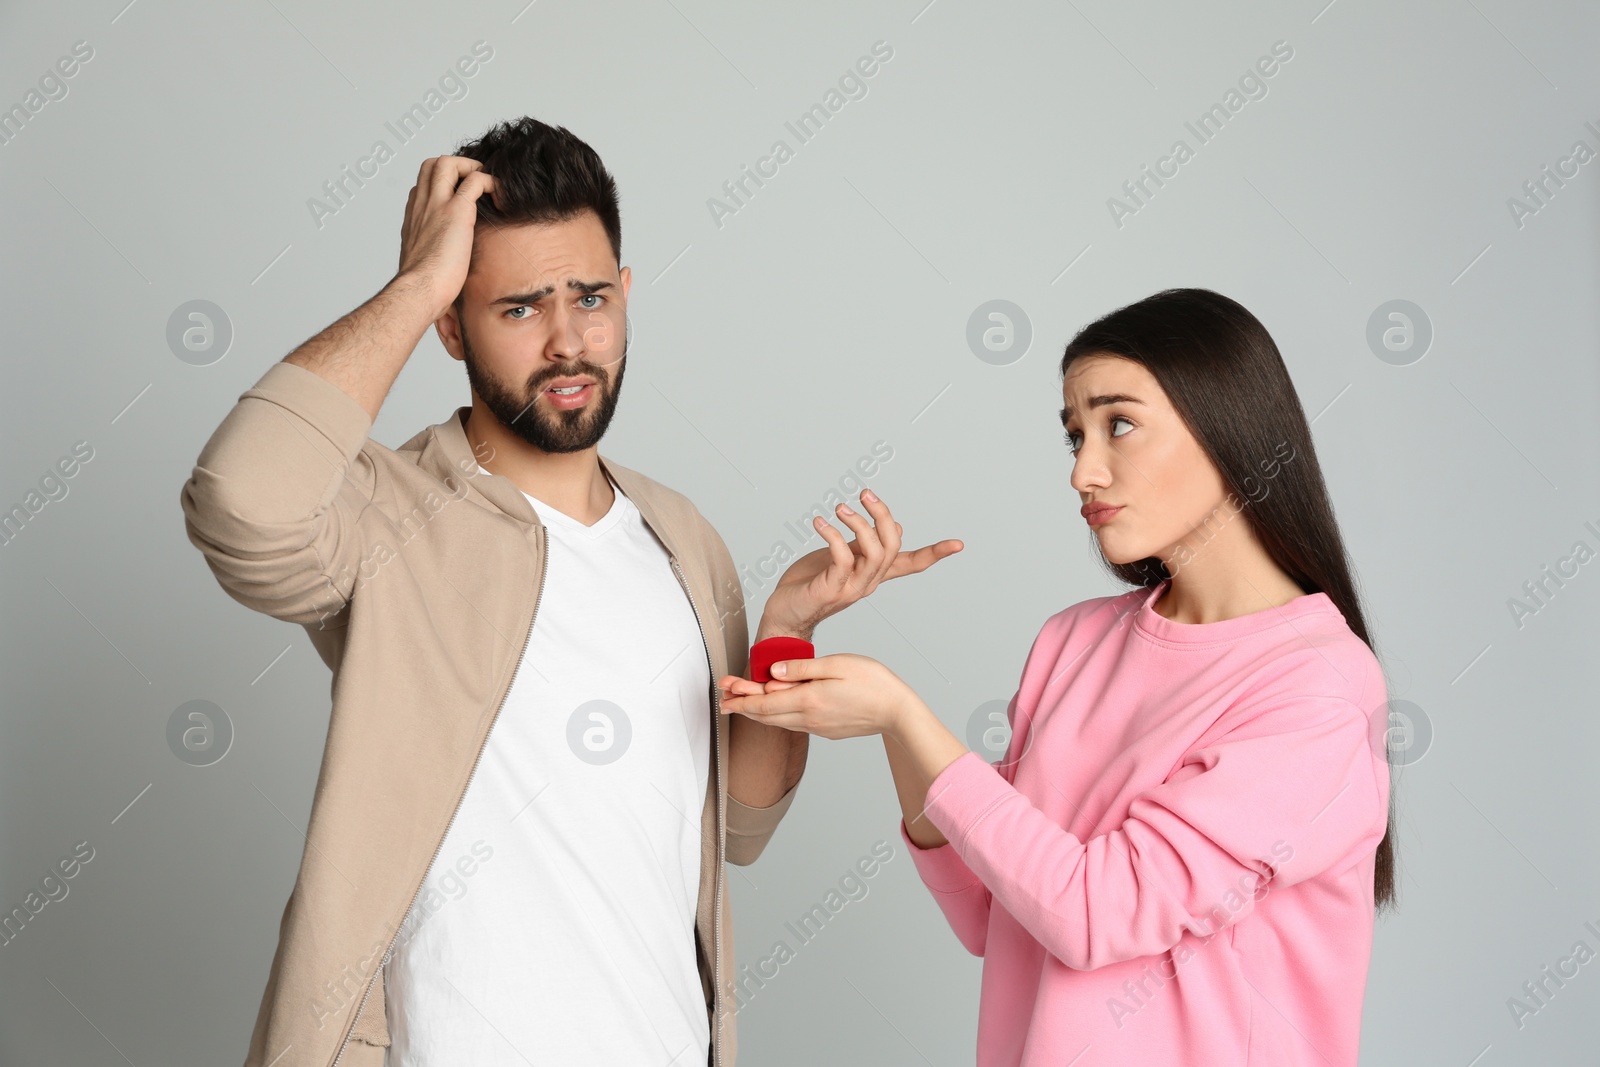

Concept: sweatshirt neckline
[[1133, 578, 1338, 645]]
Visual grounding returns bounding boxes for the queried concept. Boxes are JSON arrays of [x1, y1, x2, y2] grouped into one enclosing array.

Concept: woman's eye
[[1063, 415, 1133, 455]]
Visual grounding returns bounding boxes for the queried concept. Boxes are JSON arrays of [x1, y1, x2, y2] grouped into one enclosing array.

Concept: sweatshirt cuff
[[921, 750, 1014, 850], [899, 817, 982, 894]]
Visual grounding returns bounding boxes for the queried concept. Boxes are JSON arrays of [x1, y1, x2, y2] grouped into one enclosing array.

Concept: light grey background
[[3, 0, 1598, 1064]]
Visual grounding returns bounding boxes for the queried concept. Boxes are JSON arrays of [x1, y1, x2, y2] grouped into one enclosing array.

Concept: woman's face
[[1061, 353, 1234, 569]]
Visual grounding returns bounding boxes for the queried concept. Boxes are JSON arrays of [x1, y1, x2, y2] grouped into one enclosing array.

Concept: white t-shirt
[[382, 467, 712, 1066]]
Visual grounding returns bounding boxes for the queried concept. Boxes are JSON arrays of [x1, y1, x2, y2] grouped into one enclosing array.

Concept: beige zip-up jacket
[[180, 359, 801, 1067]]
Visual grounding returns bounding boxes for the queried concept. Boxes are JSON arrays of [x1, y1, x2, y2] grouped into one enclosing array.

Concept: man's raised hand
[[395, 155, 501, 322], [761, 489, 963, 640]]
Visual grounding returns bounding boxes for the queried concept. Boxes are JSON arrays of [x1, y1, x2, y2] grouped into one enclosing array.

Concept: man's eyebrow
[[1059, 393, 1145, 426], [489, 279, 615, 306]]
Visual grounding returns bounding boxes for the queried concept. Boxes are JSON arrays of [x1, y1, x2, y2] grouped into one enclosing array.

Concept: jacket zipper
[[328, 521, 549, 1067], [668, 554, 724, 1067]]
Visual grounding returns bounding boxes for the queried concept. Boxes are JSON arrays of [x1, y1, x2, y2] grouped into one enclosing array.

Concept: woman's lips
[[1083, 505, 1123, 527]]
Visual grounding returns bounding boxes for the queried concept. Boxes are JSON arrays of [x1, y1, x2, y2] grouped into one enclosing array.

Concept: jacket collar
[[420, 405, 686, 561]]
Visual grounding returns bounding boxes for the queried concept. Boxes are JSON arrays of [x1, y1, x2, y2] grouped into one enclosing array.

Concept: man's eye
[[578, 294, 603, 309], [507, 305, 532, 320]]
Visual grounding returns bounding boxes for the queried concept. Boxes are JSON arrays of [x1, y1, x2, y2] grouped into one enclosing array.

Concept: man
[[180, 116, 961, 1067]]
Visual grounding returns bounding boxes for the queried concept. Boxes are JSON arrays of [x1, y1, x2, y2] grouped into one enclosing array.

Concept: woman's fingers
[[718, 675, 765, 699], [726, 681, 812, 713], [718, 672, 808, 699], [724, 688, 817, 733]]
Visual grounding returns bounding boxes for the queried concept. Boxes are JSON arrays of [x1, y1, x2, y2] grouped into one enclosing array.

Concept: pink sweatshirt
[[901, 578, 1390, 1066]]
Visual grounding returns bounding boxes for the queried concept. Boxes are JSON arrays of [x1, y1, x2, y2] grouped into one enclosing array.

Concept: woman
[[721, 288, 1397, 1067]]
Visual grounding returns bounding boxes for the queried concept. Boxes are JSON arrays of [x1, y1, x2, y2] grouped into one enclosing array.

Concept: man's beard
[[459, 317, 627, 454]]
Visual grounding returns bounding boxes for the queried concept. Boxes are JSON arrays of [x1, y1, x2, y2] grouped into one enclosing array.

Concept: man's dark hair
[[451, 117, 622, 315]]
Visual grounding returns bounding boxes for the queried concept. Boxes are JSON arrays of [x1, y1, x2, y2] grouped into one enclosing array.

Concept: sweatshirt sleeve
[[899, 816, 993, 956], [920, 692, 1387, 971], [179, 360, 378, 629], [897, 685, 1032, 956]]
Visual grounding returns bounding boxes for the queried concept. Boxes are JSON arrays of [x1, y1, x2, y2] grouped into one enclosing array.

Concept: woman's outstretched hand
[[720, 654, 971, 847], [718, 653, 914, 741], [760, 490, 963, 640]]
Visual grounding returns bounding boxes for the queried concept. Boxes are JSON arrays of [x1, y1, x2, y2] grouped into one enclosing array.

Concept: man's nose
[[543, 303, 588, 362]]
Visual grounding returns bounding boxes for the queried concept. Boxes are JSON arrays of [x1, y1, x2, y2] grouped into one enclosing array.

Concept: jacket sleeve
[[919, 692, 1388, 971], [179, 360, 378, 629], [696, 508, 803, 866]]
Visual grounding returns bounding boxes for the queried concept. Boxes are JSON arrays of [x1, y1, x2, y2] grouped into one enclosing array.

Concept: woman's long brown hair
[[1060, 287, 1397, 914]]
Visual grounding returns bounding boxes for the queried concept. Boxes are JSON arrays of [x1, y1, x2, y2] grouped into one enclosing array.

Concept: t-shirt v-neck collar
[[478, 464, 628, 538]]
